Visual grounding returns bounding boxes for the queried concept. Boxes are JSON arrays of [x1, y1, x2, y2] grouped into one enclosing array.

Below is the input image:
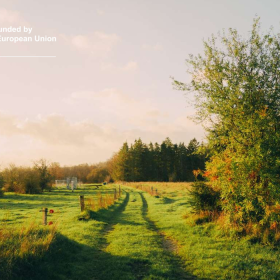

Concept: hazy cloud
[[70, 88, 133, 104], [0, 112, 203, 166], [0, 8, 21, 24], [66, 88, 160, 122], [142, 43, 163, 51], [121, 61, 138, 71], [0, 112, 20, 135], [69, 31, 121, 57], [0, 8, 29, 26], [0, 111, 204, 167], [97, 9, 105, 15], [101, 61, 138, 72]]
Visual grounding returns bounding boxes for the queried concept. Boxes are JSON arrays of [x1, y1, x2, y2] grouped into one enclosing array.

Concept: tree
[[110, 142, 131, 181], [34, 159, 52, 191], [2, 164, 21, 192], [2, 165, 41, 194], [153, 142, 161, 181], [173, 18, 280, 239], [110, 138, 206, 182], [86, 163, 109, 183], [19, 167, 41, 194], [49, 162, 63, 182]]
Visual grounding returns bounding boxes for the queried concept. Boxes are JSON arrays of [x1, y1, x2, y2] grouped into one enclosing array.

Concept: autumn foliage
[[174, 18, 280, 242]]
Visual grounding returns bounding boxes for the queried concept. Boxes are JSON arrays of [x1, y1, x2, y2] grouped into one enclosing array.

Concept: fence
[[40, 186, 122, 225]]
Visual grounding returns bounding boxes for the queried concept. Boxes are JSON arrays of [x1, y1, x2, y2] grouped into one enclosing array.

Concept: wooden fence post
[[151, 186, 154, 195], [156, 189, 158, 196], [114, 188, 117, 200], [119, 185, 121, 197], [80, 195, 85, 212], [42, 207, 48, 225]]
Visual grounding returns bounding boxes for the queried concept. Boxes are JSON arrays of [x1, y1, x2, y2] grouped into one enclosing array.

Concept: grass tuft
[[0, 222, 56, 279]]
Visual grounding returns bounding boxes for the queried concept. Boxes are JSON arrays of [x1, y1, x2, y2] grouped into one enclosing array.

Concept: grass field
[[1, 183, 280, 280]]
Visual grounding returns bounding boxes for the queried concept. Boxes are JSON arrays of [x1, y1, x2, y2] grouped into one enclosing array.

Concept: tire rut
[[139, 192, 197, 280], [99, 191, 130, 251]]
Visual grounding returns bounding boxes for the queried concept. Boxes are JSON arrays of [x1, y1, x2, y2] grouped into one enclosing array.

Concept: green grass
[[0, 185, 127, 279], [130, 183, 280, 280], [1, 183, 280, 279]]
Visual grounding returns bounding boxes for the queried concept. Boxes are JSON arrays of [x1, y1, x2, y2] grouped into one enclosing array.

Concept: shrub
[[2, 164, 19, 192], [4, 167, 42, 194], [19, 168, 42, 194], [2, 162, 51, 194], [187, 181, 221, 214], [34, 159, 52, 192]]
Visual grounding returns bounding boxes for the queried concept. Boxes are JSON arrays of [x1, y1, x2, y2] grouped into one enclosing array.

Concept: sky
[[0, 0, 279, 167]]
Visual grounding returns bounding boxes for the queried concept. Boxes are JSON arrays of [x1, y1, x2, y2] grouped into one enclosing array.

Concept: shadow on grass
[[139, 192, 205, 280], [176, 201, 189, 206], [5, 232, 153, 280], [160, 197, 176, 204], [82, 192, 144, 227], [3, 191, 206, 280], [3, 192, 151, 280], [80, 191, 130, 224]]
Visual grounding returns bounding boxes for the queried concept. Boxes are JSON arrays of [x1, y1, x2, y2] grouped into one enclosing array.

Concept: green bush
[[187, 181, 221, 213]]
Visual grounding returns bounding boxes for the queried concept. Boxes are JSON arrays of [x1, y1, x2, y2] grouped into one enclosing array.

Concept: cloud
[[70, 88, 133, 104], [142, 43, 163, 51], [71, 35, 90, 50], [121, 61, 138, 71], [23, 115, 100, 145], [0, 8, 20, 24], [67, 88, 160, 122], [65, 88, 202, 144], [101, 60, 138, 72], [146, 110, 169, 118], [0, 113, 100, 146], [97, 9, 105, 15], [0, 8, 28, 25], [74, 89, 201, 135], [68, 31, 121, 57], [0, 111, 204, 167], [0, 112, 20, 135]]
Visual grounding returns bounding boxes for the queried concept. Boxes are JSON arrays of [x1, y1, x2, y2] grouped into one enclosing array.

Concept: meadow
[[1, 183, 280, 280]]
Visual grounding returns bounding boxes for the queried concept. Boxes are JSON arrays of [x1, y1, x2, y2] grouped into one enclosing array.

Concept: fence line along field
[[1, 182, 280, 280], [0, 184, 123, 279]]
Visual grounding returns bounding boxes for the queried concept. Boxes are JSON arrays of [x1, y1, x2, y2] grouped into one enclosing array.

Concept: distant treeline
[[0, 138, 206, 194], [0, 159, 110, 194], [109, 138, 207, 182]]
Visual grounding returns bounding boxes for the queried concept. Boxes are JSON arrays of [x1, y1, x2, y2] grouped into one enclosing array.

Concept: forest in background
[[0, 137, 207, 194], [109, 138, 206, 182]]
